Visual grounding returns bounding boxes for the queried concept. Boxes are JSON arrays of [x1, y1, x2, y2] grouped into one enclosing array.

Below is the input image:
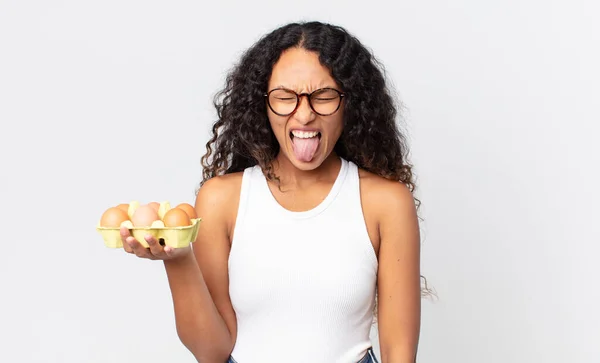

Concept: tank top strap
[[230, 165, 255, 243], [332, 159, 362, 213]]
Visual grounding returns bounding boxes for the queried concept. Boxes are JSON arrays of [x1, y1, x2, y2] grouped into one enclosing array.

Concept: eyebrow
[[273, 84, 337, 92]]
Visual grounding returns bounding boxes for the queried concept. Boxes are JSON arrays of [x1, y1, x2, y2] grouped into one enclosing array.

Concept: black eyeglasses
[[264, 87, 345, 116]]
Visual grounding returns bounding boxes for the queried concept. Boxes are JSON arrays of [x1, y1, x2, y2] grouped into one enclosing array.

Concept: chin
[[290, 157, 324, 171]]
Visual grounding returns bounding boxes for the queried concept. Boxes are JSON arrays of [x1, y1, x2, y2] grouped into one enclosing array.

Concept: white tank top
[[228, 158, 378, 363]]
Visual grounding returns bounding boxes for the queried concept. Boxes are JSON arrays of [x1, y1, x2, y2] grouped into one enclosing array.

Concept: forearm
[[380, 347, 417, 363], [164, 253, 233, 363]]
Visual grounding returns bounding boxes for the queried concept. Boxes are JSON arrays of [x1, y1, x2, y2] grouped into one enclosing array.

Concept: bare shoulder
[[358, 168, 417, 217], [195, 172, 244, 206], [194, 172, 244, 238], [357, 168, 418, 257]]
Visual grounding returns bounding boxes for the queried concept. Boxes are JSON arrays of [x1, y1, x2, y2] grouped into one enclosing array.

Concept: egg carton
[[96, 201, 202, 249]]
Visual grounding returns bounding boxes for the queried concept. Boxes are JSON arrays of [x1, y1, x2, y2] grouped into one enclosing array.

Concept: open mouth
[[289, 130, 321, 162]]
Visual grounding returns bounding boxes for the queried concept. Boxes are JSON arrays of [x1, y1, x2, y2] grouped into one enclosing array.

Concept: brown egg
[[131, 204, 160, 227], [100, 207, 130, 228], [115, 203, 129, 213], [175, 203, 197, 219], [162, 207, 191, 227], [147, 201, 160, 212]]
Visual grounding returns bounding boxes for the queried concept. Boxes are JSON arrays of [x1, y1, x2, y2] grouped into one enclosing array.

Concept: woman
[[120, 21, 424, 363]]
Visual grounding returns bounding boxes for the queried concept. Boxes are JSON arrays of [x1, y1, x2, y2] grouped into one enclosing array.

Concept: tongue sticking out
[[292, 136, 320, 162]]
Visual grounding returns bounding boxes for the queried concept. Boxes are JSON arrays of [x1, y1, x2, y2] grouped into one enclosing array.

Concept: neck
[[272, 152, 341, 189]]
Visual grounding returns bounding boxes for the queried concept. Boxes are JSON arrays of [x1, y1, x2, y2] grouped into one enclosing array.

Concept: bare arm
[[163, 175, 240, 363], [164, 254, 232, 362], [375, 181, 422, 363]]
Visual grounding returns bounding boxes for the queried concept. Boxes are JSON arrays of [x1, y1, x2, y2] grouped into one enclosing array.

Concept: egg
[[100, 207, 130, 228], [175, 203, 197, 219], [131, 204, 160, 227], [147, 201, 160, 212], [162, 207, 191, 227], [115, 203, 129, 213]]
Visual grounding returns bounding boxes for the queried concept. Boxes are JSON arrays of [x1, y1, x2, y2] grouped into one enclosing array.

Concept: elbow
[[177, 326, 233, 363]]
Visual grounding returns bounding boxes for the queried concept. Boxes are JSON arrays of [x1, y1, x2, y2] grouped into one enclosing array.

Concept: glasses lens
[[310, 89, 341, 115], [268, 89, 298, 115]]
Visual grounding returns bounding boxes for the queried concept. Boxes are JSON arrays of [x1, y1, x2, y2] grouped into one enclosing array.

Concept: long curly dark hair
[[199, 21, 433, 298]]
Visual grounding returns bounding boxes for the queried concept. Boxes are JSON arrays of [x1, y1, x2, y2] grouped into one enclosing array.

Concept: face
[[266, 47, 344, 171]]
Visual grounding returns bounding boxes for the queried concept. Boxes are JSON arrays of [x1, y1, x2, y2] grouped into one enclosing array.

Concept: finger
[[120, 227, 133, 253], [120, 226, 131, 239], [126, 237, 155, 260], [164, 245, 192, 259], [164, 246, 175, 257], [123, 242, 134, 254], [145, 235, 166, 258]]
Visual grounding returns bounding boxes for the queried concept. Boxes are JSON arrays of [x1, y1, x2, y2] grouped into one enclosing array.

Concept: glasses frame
[[264, 87, 346, 116]]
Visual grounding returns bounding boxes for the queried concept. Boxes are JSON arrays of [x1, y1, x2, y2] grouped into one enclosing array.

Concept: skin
[[120, 47, 421, 363]]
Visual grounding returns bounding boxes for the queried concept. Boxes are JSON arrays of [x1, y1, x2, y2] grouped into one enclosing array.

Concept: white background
[[1, 0, 598, 362]]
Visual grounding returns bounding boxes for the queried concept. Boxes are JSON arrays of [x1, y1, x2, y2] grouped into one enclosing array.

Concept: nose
[[293, 95, 316, 124]]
